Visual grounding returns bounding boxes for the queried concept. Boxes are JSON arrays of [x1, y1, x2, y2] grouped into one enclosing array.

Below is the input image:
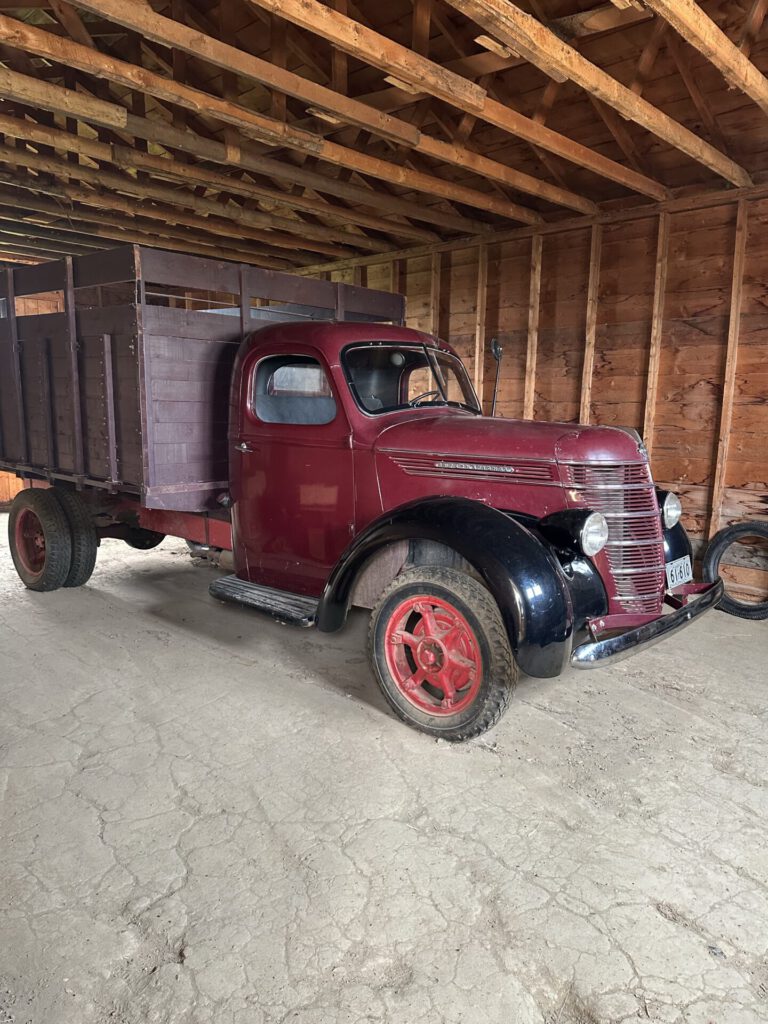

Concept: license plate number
[[666, 554, 693, 590]]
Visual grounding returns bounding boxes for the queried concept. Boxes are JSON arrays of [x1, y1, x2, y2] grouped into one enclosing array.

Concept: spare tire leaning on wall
[[703, 521, 768, 621]]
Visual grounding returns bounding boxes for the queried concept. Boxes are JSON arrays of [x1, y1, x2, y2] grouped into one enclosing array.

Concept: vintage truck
[[0, 246, 722, 740]]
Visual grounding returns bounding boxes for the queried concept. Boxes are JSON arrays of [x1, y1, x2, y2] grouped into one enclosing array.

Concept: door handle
[[235, 442, 256, 453]]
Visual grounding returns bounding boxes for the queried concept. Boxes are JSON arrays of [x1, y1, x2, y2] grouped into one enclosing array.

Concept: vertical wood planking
[[5, 268, 28, 462], [64, 256, 85, 478], [473, 243, 488, 396], [642, 211, 670, 456], [708, 199, 749, 537], [102, 332, 119, 486], [579, 223, 603, 424], [429, 250, 441, 336], [523, 234, 543, 420]]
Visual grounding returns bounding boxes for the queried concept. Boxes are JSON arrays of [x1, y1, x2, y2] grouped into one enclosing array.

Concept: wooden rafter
[[644, 0, 768, 116], [0, 14, 546, 225], [441, 0, 752, 187], [240, 0, 668, 200], [40, 3, 596, 216], [739, 0, 768, 58]]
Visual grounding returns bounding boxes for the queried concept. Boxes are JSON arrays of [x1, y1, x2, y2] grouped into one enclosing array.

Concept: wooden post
[[64, 255, 85, 479], [429, 251, 441, 336], [5, 267, 27, 462], [579, 223, 602, 423], [643, 211, 670, 456], [523, 233, 543, 420], [102, 333, 119, 487], [473, 243, 488, 398], [709, 199, 749, 538]]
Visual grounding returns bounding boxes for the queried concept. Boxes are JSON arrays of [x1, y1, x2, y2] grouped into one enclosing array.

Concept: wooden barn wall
[[0, 292, 63, 506], [325, 202, 768, 563]]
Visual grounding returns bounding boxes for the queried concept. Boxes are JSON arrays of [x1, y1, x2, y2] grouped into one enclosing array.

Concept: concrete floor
[[1, 517, 767, 1024]]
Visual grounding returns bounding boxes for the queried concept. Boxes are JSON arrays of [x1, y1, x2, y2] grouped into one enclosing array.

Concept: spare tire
[[703, 521, 768, 620]]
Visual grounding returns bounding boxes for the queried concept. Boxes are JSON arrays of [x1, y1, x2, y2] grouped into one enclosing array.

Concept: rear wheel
[[54, 488, 98, 588], [368, 566, 516, 741], [8, 489, 72, 592]]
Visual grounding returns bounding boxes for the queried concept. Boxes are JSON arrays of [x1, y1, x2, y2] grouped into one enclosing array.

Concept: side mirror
[[491, 337, 503, 362]]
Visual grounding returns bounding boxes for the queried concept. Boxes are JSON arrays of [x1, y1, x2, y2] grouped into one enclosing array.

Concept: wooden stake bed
[[0, 245, 404, 513]]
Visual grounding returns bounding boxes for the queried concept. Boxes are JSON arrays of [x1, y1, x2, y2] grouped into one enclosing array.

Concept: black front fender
[[316, 497, 575, 678]]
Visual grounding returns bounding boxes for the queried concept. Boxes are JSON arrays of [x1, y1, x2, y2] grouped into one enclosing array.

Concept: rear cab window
[[252, 355, 337, 425]]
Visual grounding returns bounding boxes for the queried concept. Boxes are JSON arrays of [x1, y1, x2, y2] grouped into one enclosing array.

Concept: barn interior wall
[[324, 197, 767, 571]]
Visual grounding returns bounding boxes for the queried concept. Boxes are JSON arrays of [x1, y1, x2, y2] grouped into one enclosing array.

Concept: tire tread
[[368, 566, 516, 741]]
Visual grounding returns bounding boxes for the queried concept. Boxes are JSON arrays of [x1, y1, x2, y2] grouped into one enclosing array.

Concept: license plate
[[666, 554, 693, 590]]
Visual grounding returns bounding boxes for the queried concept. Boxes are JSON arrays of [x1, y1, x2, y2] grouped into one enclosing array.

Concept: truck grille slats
[[564, 461, 665, 614]]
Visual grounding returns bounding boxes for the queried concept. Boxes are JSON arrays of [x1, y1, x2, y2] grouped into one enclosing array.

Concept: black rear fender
[[316, 496, 576, 678]]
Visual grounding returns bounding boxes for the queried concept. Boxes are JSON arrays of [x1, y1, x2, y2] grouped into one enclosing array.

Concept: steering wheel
[[408, 389, 441, 407]]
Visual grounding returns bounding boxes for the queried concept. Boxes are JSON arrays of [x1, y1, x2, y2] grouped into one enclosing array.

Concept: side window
[[252, 355, 337, 425]]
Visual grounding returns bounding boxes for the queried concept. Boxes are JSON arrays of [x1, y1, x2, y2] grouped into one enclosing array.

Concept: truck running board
[[209, 575, 317, 627]]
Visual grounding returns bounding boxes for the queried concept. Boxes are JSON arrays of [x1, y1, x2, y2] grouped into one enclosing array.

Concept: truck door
[[231, 349, 355, 596]]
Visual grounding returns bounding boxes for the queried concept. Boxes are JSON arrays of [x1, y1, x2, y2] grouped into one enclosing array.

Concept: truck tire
[[54, 488, 98, 588], [368, 565, 516, 741], [8, 489, 72, 592], [124, 527, 165, 550], [703, 521, 768, 621]]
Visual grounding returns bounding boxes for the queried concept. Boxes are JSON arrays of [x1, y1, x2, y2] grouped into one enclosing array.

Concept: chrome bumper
[[571, 578, 724, 669]]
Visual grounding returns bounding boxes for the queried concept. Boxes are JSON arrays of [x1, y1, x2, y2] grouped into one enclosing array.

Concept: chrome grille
[[564, 461, 665, 614]]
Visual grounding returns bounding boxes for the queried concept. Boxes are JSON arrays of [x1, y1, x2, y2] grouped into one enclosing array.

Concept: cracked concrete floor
[[1, 519, 768, 1024]]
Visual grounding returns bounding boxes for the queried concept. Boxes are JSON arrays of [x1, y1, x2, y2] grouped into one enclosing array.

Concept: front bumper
[[570, 578, 724, 668]]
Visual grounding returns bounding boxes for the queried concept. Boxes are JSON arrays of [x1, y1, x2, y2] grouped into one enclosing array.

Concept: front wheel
[[368, 566, 516, 741]]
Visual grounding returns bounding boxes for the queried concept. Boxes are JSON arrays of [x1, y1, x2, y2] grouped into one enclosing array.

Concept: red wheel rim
[[14, 507, 47, 579], [384, 594, 483, 716]]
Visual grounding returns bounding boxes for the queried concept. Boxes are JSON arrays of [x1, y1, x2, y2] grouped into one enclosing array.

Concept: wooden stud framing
[[473, 243, 488, 396], [643, 212, 671, 457], [523, 234, 543, 421], [579, 224, 603, 424], [429, 252, 442, 337], [709, 200, 749, 538]]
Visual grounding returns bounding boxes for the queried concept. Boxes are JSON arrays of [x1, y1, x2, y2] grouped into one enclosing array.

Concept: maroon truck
[[1, 246, 722, 740]]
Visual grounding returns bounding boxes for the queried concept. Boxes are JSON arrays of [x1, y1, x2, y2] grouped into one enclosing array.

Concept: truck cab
[[211, 320, 722, 739]]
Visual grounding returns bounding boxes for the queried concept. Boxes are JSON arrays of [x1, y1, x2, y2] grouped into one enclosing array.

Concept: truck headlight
[[662, 491, 682, 528], [580, 512, 609, 556]]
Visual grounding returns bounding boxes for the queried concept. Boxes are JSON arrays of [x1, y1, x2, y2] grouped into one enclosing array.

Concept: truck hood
[[374, 413, 645, 465]]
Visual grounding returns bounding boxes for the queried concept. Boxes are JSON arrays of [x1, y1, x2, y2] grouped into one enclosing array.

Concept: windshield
[[342, 343, 480, 415]]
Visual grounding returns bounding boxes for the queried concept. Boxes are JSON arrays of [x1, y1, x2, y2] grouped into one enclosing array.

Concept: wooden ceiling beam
[[0, 14, 540, 224], [0, 189, 301, 266], [0, 108, 438, 247], [0, 171, 311, 269], [55, 3, 577, 216], [739, 0, 768, 59], [244, 0, 668, 199], [643, 0, 768, 117], [0, 144, 366, 260], [65, 0, 423, 146], [443, 0, 752, 187], [1, 73, 478, 235]]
